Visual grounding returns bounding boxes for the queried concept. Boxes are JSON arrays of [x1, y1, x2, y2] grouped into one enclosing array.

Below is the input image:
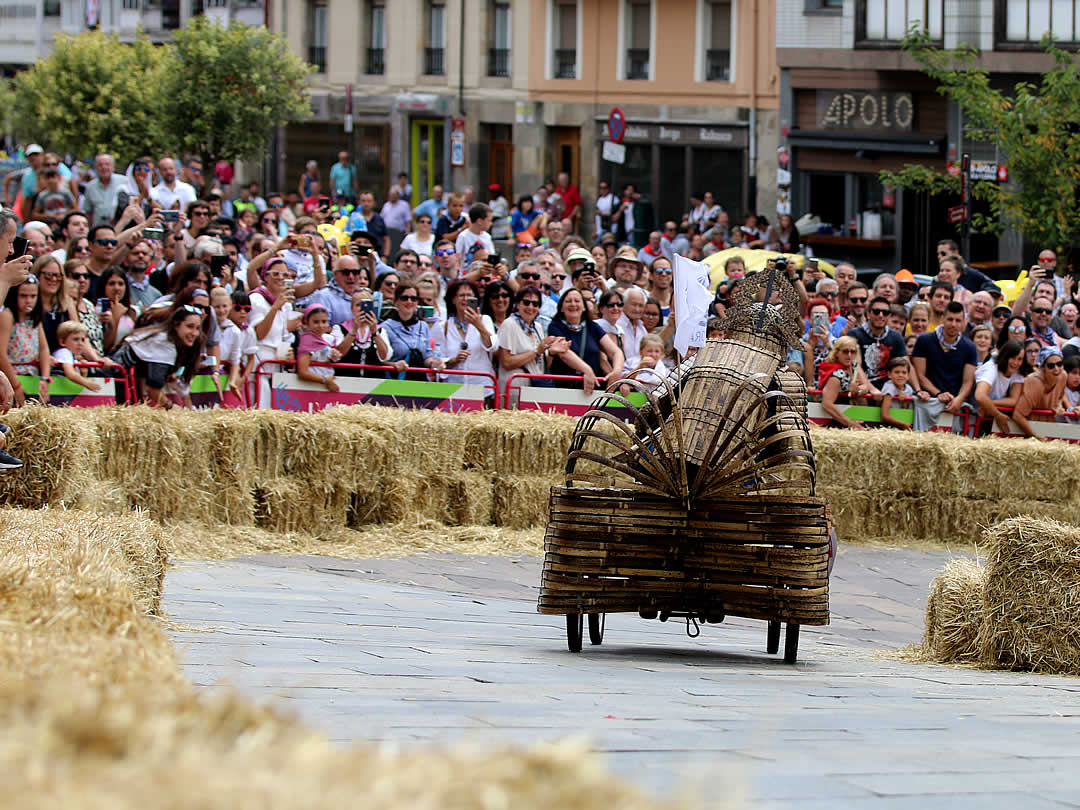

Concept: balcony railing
[[706, 48, 730, 81], [488, 47, 510, 77], [625, 48, 649, 79], [996, 0, 1080, 47], [308, 45, 326, 73], [366, 47, 385, 75], [424, 46, 445, 75], [553, 48, 576, 79]]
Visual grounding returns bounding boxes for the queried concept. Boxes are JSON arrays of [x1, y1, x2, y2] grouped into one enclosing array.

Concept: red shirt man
[[556, 171, 582, 230]]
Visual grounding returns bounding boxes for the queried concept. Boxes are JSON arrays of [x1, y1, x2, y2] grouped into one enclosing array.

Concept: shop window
[[308, 1, 327, 73], [703, 0, 734, 82], [804, 0, 842, 12], [551, 0, 578, 79], [424, 1, 446, 76], [998, 0, 1080, 46], [856, 0, 943, 44], [488, 1, 511, 77], [366, 1, 385, 75], [622, 0, 652, 80]]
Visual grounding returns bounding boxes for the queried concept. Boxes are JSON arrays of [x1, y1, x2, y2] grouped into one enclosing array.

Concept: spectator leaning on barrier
[[1013, 346, 1067, 438], [0, 274, 51, 407], [816, 336, 878, 430], [496, 286, 566, 395], [911, 301, 977, 433], [111, 305, 204, 409], [974, 339, 1026, 435], [546, 288, 624, 397]]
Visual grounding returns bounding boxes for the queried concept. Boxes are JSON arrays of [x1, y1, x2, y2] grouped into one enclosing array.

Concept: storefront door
[[410, 119, 445, 208]]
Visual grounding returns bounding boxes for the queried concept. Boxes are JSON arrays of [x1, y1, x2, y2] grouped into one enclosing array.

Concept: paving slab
[[165, 546, 1080, 808]]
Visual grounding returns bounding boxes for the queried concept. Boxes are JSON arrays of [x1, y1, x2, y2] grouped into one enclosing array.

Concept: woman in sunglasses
[[817, 336, 880, 429], [400, 214, 435, 257], [594, 290, 626, 364], [481, 280, 512, 333], [380, 282, 445, 380], [110, 305, 205, 410], [66, 237, 91, 266], [258, 212, 281, 238], [1013, 346, 1068, 438], [496, 287, 567, 400], [35, 255, 76, 352]]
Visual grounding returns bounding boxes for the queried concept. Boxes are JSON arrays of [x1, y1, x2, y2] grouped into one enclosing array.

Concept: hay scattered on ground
[[924, 558, 986, 663], [0, 507, 691, 810]]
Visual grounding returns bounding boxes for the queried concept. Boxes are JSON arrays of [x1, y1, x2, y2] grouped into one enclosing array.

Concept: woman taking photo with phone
[[248, 256, 299, 406], [436, 279, 496, 389], [332, 290, 390, 378]]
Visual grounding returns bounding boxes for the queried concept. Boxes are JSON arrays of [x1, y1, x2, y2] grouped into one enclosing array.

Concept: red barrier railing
[[504, 372, 598, 408], [14, 361, 136, 405], [252, 359, 500, 409], [972, 405, 1078, 437]]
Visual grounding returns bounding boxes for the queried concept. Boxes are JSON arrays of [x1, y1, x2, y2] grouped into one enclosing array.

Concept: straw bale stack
[[0, 405, 100, 507], [979, 517, 1080, 674], [0, 506, 688, 810], [462, 410, 577, 477], [493, 475, 555, 529], [924, 558, 986, 663]]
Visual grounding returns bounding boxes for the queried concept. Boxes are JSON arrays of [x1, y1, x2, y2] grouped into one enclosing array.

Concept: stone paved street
[[166, 547, 1080, 809]]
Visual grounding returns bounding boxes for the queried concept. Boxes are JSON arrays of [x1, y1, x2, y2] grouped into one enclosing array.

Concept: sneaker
[[0, 424, 9, 435], [0, 449, 22, 470]]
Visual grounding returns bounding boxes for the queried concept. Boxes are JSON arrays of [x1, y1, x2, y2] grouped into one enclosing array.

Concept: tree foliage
[[882, 27, 1080, 252], [12, 30, 170, 162], [162, 17, 313, 177], [9, 21, 312, 172]]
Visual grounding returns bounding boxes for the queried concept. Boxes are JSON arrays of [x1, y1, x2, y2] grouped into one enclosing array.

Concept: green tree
[[163, 18, 312, 191], [11, 30, 170, 162], [881, 28, 1080, 254], [0, 79, 15, 145]]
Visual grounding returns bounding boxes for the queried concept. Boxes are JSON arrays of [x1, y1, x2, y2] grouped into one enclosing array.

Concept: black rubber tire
[[566, 612, 583, 653], [588, 613, 605, 645], [784, 623, 800, 664], [766, 621, 781, 654]]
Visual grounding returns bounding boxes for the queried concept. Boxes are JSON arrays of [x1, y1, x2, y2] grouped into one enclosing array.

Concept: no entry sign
[[607, 108, 626, 144]]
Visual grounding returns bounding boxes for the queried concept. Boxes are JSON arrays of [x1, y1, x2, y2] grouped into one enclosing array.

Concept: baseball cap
[[895, 268, 918, 285], [25, 144, 44, 156], [981, 280, 1004, 298], [992, 304, 1012, 317]]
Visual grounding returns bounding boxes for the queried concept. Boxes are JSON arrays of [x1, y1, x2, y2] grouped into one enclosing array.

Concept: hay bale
[[924, 558, 986, 663], [463, 410, 576, 477], [375, 470, 493, 526], [978, 516, 1080, 674], [0, 406, 101, 507], [493, 475, 554, 529]]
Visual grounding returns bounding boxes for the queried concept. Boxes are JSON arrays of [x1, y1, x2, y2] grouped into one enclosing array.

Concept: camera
[[419, 305, 436, 321], [161, 210, 180, 224], [774, 257, 788, 272], [350, 242, 372, 256]]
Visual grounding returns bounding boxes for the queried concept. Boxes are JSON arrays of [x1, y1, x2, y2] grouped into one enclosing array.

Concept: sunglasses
[[870, 308, 890, 316], [519, 299, 541, 307], [398, 258, 418, 265], [181, 305, 203, 315], [69, 272, 90, 280], [192, 210, 210, 217], [269, 202, 284, 208], [1046, 360, 1064, 369], [603, 300, 623, 308], [233, 304, 252, 312], [397, 294, 419, 302], [1008, 325, 1027, 332], [493, 292, 511, 299], [1032, 307, 1053, 315], [134, 165, 150, 171], [849, 297, 868, 304], [94, 239, 118, 247], [39, 272, 63, 281], [338, 268, 363, 276], [518, 272, 541, 280], [418, 219, 432, 225], [653, 268, 672, 275], [71, 245, 90, 253], [820, 290, 838, 297], [551, 274, 568, 282], [435, 249, 456, 257], [839, 348, 858, 354]]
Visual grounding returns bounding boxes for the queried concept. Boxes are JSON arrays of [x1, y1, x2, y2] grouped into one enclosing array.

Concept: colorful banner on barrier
[[190, 372, 224, 408], [515, 384, 648, 419], [269, 372, 492, 413], [988, 417, 1080, 442], [805, 401, 964, 431], [16, 374, 124, 407]]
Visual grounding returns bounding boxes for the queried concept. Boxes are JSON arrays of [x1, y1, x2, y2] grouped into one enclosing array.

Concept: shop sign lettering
[[817, 91, 913, 132]]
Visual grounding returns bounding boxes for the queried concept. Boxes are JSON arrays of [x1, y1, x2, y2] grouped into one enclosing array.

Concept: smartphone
[[465, 296, 479, 310], [419, 305, 435, 320], [10, 236, 27, 258], [97, 297, 110, 314], [143, 227, 165, 241], [486, 255, 500, 266], [808, 258, 819, 272], [812, 313, 829, 334], [162, 210, 180, 224], [210, 255, 229, 276], [583, 261, 596, 274], [360, 299, 376, 316], [318, 196, 330, 210], [350, 242, 372, 256]]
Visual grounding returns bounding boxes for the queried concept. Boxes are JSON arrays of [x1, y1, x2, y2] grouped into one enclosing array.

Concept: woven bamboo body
[[539, 487, 830, 625]]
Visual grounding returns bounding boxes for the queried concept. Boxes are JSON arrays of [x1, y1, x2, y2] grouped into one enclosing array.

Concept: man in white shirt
[[150, 157, 197, 211], [594, 181, 618, 240], [83, 153, 128, 227], [617, 286, 649, 375], [455, 203, 495, 260], [380, 186, 412, 233]]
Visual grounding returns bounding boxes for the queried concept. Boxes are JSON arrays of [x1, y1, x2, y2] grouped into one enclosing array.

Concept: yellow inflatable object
[[702, 248, 835, 290], [317, 223, 348, 255]]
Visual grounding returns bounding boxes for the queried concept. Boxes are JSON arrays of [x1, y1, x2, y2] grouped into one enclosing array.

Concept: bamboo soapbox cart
[[538, 271, 834, 663]]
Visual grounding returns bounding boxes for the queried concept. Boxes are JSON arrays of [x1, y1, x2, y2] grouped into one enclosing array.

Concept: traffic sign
[[607, 107, 627, 144], [948, 205, 966, 224], [602, 140, 626, 165]]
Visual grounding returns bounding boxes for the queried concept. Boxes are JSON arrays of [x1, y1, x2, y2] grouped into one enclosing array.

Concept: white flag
[[673, 254, 713, 357]]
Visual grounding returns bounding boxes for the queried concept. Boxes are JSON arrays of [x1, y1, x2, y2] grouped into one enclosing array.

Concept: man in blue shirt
[[413, 185, 445, 223], [911, 301, 977, 433], [329, 152, 357, 204]]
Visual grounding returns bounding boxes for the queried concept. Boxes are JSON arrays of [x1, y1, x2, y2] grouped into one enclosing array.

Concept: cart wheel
[[588, 613, 605, 645], [784, 623, 800, 664], [566, 613, 583, 653], [766, 621, 781, 654]]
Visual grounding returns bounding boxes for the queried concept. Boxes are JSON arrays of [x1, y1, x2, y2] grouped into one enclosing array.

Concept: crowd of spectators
[[2, 145, 1078, 437]]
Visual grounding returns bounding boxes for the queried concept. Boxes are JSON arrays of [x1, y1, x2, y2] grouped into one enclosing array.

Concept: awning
[[787, 129, 945, 155]]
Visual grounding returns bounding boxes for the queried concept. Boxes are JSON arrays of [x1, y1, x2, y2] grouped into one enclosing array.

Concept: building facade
[[777, 0, 1061, 275], [274, 0, 779, 234]]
